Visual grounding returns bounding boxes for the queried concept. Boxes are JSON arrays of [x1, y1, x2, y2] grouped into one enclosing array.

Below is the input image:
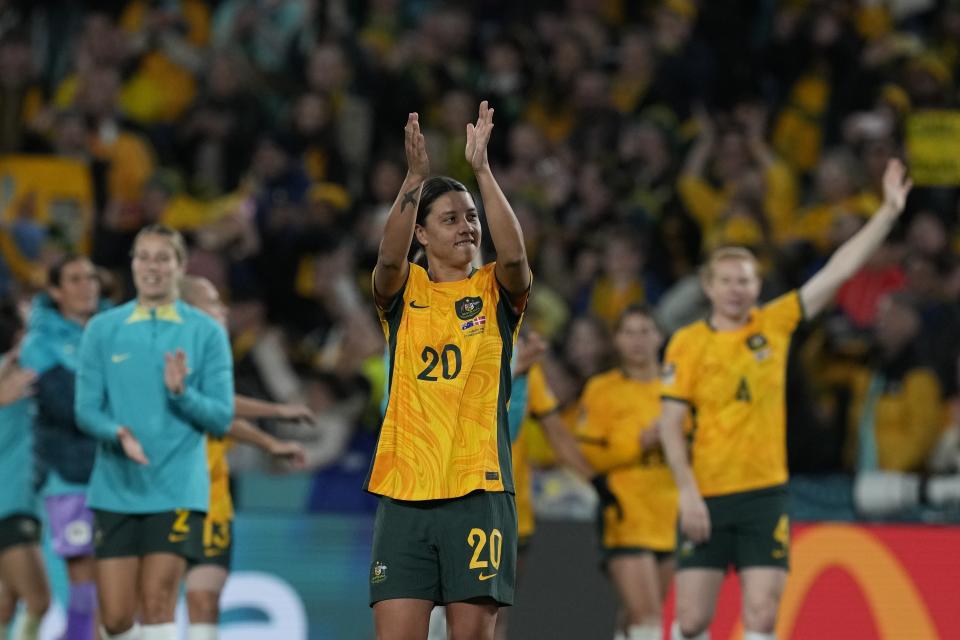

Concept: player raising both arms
[[660, 159, 913, 640], [76, 225, 234, 640], [179, 275, 309, 640], [576, 305, 680, 640], [368, 101, 529, 640]]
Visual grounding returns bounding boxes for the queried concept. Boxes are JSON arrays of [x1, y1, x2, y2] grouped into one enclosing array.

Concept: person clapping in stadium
[[76, 225, 234, 640], [367, 101, 530, 639]]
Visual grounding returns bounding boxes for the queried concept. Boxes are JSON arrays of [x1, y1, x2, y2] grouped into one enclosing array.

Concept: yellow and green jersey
[[366, 263, 525, 500], [661, 291, 803, 497], [577, 369, 679, 551]]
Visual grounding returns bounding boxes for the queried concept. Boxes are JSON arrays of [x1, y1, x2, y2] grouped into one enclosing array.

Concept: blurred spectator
[[177, 50, 265, 196], [0, 30, 44, 152], [840, 292, 945, 473], [212, 0, 309, 76]]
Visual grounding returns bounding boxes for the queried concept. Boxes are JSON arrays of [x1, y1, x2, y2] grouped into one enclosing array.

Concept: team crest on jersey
[[455, 296, 484, 320], [371, 561, 388, 584], [661, 362, 676, 385], [746, 333, 771, 361]]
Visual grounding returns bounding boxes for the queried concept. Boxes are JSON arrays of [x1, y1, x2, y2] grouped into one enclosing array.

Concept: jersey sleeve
[[17, 333, 56, 375], [762, 290, 804, 335], [493, 263, 530, 333], [507, 371, 529, 444], [74, 317, 121, 442], [371, 263, 410, 320], [526, 364, 559, 418], [661, 329, 697, 405], [168, 320, 234, 436]]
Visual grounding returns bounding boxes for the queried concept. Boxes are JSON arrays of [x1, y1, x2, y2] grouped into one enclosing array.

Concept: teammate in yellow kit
[[577, 306, 678, 640], [180, 276, 309, 640], [494, 331, 595, 640], [368, 101, 530, 639], [659, 160, 913, 640]]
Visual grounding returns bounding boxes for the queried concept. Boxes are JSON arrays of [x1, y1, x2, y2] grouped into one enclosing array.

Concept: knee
[[25, 588, 50, 618], [625, 598, 662, 628], [186, 589, 222, 624], [140, 582, 178, 623], [448, 615, 497, 640], [742, 592, 778, 633], [101, 611, 136, 635], [675, 601, 712, 638]]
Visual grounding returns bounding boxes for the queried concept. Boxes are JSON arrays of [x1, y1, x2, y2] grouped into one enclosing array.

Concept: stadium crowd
[[1, 0, 960, 499]]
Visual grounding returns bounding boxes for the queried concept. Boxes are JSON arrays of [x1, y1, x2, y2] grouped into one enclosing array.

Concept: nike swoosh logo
[[111, 353, 131, 363], [168, 534, 188, 543], [478, 572, 498, 581], [409, 301, 429, 309]]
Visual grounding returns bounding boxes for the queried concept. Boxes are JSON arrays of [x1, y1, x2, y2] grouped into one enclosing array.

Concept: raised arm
[[800, 159, 912, 317], [660, 398, 710, 543], [235, 394, 314, 421], [228, 418, 307, 468], [541, 412, 596, 481], [373, 113, 431, 308], [466, 101, 530, 298]]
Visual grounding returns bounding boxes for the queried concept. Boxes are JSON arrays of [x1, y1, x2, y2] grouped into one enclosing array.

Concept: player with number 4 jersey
[[659, 160, 913, 640], [368, 102, 530, 640]]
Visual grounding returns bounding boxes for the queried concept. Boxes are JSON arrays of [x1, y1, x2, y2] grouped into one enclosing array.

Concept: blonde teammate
[[660, 160, 912, 640], [577, 305, 679, 640]]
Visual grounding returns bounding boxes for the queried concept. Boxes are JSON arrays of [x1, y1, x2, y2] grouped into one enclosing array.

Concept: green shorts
[[0, 514, 41, 554], [370, 490, 517, 607], [191, 517, 233, 570], [93, 509, 204, 561], [677, 484, 790, 572]]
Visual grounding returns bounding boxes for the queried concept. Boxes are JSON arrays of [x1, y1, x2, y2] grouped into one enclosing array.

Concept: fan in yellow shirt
[[577, 306, 678, 640], [660, 160, 913, 640]]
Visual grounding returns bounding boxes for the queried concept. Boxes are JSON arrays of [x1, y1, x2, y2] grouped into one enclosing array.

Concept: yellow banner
[[0, 154, 95, 253], [906, 110, 960, 186]]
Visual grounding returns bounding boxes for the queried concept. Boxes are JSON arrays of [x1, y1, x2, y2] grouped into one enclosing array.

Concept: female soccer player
[[19, 256, 105, 640], [179, 275, 308, 640], [577, 306, 678, 640], [368, 101, 530, 639], [0, 298, 50, 640], [76, 224, 234, 640], [659, 159, 913, 640]]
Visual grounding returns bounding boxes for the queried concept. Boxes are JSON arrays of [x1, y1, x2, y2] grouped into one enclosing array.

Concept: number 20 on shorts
[[467, 528, 502, 579]]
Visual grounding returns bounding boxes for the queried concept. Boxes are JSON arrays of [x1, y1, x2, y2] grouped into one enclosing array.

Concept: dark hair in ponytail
[[409, 176, 471, 267]]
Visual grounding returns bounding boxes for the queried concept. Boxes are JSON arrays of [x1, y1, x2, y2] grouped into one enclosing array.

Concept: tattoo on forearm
[[401, 186, 419, 214]]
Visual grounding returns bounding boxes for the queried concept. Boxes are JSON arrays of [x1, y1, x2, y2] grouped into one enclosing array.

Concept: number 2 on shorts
[[172, 509, 191, 534], [467, 527, 503, 574]]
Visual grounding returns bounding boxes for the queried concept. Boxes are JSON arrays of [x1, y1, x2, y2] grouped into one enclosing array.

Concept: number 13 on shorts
[[467, 527, 503, 581]]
